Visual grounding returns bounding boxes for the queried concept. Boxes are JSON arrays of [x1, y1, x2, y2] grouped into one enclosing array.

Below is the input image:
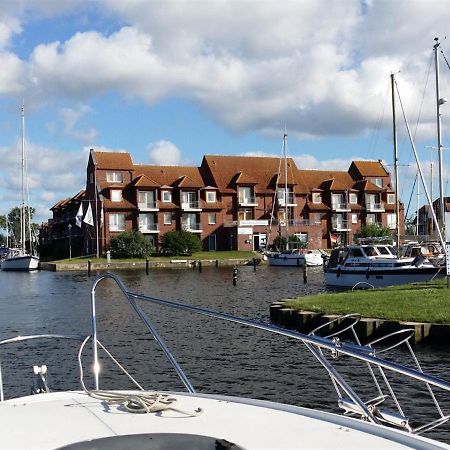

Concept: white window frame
[[110, 189, 122, 202], [238, 209, 252, 221], [387, 193, 395, 204], [312, 192, 321, 204], [349, 193, 358, 204], [109, 213, 125, 232], [208, 213, 216, 225], [162, 190, 172, 203], [387, 213, 397, 229], [351, 213, 358, 224], [373, 178, 383, 187], [163, 213, 172, 225], [206, 191, 217, 203], [106, 172, 123, 183]]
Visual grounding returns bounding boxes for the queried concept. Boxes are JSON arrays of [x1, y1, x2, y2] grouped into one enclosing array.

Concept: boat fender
[[366, 268, 370, 279], [336, 267, 341, 278]]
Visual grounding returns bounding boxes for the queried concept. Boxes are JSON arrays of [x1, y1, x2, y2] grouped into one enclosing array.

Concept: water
[[0, 266, 449, 444]]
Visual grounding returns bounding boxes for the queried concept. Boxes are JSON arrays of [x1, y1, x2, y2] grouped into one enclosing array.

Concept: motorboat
[[324, 243, 444, 288], [304, 249, 326, 267], [266, 248, 306, 267], [1, 273, 450, 449], [401, 241, 445, 268]]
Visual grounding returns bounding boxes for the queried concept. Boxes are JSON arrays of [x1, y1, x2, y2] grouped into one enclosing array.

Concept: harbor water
[[1, 265, 449, 444]]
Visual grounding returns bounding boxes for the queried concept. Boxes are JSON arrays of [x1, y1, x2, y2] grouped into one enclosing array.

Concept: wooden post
[[303, 264, 307, 283], [146, 258, 149, 275], [88, 260, 91, 277], [233, 267, 238, 286], [198, 260, 202, 272]]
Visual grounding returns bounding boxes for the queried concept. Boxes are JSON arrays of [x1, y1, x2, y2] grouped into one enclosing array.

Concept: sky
[[1, 0, 450, 224]]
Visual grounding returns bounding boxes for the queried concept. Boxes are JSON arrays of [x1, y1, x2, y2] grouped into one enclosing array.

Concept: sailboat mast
[[21, 103, 26, 253], [434, 37, 445, 234], [391, 73, 401, 255], [283, 132, 289, 241]]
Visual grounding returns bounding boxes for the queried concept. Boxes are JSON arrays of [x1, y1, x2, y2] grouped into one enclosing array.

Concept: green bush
[[110, 231, 154, 258], [160, 230, 202, 256], [355, 224, 392, 239]]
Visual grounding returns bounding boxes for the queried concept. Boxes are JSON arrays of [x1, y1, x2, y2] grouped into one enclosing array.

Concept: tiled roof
[[135, 165, 204, 188], [176, 175, 202, 188], [305, 202, 330, 211], [92, 150, 133, 170], [131, 174, 160, 188], [102, 198, 135, 209], [352, 179, 383, 192], [203, 155, 297, 193], [350, 160, 389, 177], [299, 170, 355, 192], [234, 171, 258, 185]]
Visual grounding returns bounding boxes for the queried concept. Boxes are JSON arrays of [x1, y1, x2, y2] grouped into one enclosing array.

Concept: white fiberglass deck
[[1, 391, 448, 450]]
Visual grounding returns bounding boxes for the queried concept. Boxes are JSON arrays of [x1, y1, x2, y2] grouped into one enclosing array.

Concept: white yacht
[[324, 244, 444, 288], [1, 273, 449, 449], [266, 248, 306, 267]]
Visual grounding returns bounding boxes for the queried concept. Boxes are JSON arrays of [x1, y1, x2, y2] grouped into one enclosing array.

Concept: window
[[238, 209, 252, 221], [332, 193, 345, 209], [110, 189, 122, 202], [162, 190, 172, 202], [206, 191, 216, 203], [312, 192, 321, 204], [352, 213, 358, 224], [373, 178, 383, 187], [208, 213, 216, 225], [109, 213, 125, 231], [366, 214, 376, 225], [106, 172, 123, 183], [138, 191, 155, 208], [163, 213, 172, 225], [387, 213, 397, 229], [349, 193, 358, 204], [238, 187, 253, 204], [139, 213, 155, 231], [387, 193, 395, 204]]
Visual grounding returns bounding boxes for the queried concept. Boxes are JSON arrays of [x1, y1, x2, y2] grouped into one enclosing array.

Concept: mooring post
[[146, 258, 149, 275], [303, 264, 307, 283], [233, 267, 238, 286], [199, 260, 202, 272], [253, 258, 257, 271], [88, 259, 91, 277]]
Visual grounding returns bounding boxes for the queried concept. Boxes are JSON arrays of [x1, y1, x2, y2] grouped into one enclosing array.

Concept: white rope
[[77, 336, 201, 416]]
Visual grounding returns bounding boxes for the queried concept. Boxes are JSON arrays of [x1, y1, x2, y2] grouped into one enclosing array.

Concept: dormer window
[[111, 189, 122, 202], [206, 191, 217, 203], [312, 193, 321, 204], [373, 178, 382, 187], [349, 193, 358, 204], [162, 190, 172, 202], [387, 193, 395, 204], [106, 172, 123, 183]]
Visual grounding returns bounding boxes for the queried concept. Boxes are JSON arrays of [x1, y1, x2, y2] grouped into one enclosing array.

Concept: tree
[[109, 231, 154, 258], [355, 224, 392, 239], [160, 230, 202, 256], [2, 206, 38, 248]]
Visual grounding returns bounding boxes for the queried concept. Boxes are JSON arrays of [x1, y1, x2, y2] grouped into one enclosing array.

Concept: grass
[[49, 250, 257, 264], [283, 280, 450, 324]]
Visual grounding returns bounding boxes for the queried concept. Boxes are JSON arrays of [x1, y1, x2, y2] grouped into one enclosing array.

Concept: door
[[208, 234, 217, 251]]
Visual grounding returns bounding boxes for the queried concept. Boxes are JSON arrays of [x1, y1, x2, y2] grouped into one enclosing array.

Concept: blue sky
[[1, 0, 450, 223]]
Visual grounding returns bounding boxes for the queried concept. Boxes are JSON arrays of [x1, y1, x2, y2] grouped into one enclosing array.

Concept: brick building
[[43, 149, 404, 255]]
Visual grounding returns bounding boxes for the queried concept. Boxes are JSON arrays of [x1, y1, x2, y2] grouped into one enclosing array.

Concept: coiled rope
[[77, 336, 202, 416]]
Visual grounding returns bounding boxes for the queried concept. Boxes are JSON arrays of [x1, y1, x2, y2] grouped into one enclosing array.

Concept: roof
[[349, 160, 389, 178], [91, 150, 134, 170], [299, 170, 355, 192], [203, 155, 297, 193], [135, 165, 205, 188], [131, 174, 160, 188], [352, 179, 383, 192]]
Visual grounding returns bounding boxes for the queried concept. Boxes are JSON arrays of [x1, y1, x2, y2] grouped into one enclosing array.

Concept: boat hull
[[267, 254, 306, 267], [1, 255, 40, 271], [324, 266, 444, 288]]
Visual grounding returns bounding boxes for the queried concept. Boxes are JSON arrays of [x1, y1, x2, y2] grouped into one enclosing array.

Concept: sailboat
[[267, 133, 306, 267], [1, 105, 39, 271]]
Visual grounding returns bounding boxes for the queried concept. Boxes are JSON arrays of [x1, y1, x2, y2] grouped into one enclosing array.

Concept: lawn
[[283, 281, 450, 323]]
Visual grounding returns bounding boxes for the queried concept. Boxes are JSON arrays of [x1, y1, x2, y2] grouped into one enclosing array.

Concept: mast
[[283, 132, 289, 242], [391, 73, 401, 255], [434, 37, 446, 235], [21, 103, 25, 254]]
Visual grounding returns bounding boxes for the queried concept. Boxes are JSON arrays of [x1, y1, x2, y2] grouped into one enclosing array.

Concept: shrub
[[160, 230, 202, 256], [109, 231, 154, 258], [355, 224, 392, 239]]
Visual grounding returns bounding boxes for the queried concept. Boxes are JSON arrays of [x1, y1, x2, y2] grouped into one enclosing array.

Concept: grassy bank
[[49, 250, 257, 264], [284, 281, 450, 324]]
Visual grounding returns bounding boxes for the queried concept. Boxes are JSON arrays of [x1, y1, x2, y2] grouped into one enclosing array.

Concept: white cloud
[[59, 105, 98, 144], [147, 140, 182, 165]]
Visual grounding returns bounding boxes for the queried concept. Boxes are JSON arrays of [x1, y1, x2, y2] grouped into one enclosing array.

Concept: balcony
[[332, 219, 351, 231], [238, 196, 258, 206], [182, 222, 202, 233], [139, 223, 159, 233], [332, 202, 351, 212], [366, 202, 385, 212], [181, 201, 202, 211], [278, 193, 297, 206], [138, 201, 159, 211]]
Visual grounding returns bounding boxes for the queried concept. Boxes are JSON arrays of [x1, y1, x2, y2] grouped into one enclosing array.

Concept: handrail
[[89, 273, 450, 429]]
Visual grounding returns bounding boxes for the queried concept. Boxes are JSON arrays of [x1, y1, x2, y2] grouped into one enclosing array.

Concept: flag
[[83, 202, 94, 226], [100, 205, 104, 226], [75, 203, 83, 228]]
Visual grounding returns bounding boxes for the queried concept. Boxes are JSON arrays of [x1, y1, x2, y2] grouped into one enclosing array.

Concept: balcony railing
[[332, 219, 351, 231], [139, 223, 159, 233], [138, 201, 159, 210], [238, 196, 258, 206], [366, 202, 385, 212], [182, 222, 202, 232], [181, 201, 201, 211], [278, 193, 297, 206], [332, 202, 350, 211]]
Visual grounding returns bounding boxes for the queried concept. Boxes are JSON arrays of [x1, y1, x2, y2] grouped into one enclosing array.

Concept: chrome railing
[[138, 223, 159, 232], [138, 201, 158, 209], [1, 273, 450, 436], [181, 201, 201, 210]]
